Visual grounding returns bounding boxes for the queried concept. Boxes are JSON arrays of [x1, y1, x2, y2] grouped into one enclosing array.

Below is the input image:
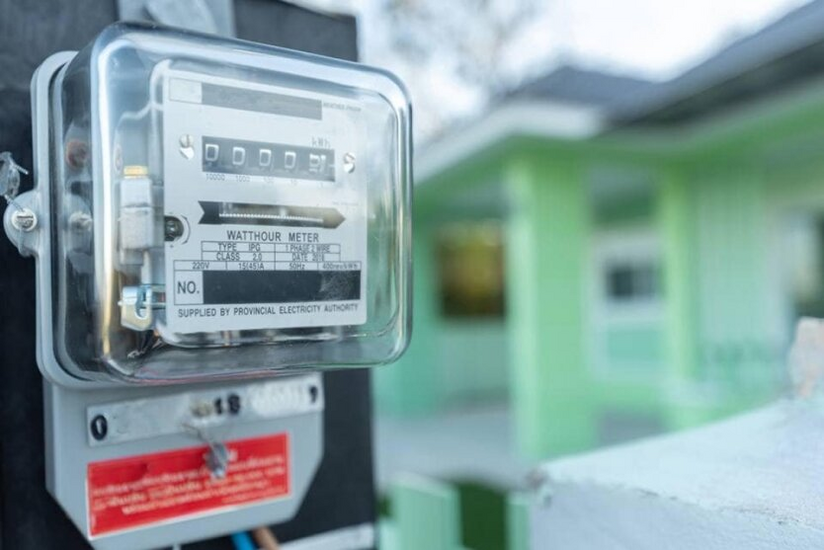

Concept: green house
[[375, 1, 824, 460]]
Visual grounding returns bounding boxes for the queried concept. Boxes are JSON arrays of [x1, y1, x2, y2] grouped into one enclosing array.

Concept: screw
[[67, 140, 90, 169], [90, 415, 108, 441], [205, 442, 230, 479], [68, 211, 93, 231], [164, 216, 184, 241], [190, 400, 213, 418], [343, 152, 356, 173], [11, 208, 37, 232]]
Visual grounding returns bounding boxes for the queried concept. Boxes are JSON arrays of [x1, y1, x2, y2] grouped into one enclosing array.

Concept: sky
[[515, 0, 811, 77], [292, 0, 813, 139]]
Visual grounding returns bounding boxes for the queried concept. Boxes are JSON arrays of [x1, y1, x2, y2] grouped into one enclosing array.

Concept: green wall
[[377, 148, 792, 459], [375, 220, 510, 416], [374, 221, 441, 415], [505, 154, 592, 458], [438, 320, 509, 406], [377, 85, 824, 462]]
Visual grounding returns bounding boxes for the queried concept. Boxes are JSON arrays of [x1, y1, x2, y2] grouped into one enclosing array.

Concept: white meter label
[[161, 70, 367, 333]]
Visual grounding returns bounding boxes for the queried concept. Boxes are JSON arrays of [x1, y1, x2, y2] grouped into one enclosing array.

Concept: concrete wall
[[528, 400, 824, 549]]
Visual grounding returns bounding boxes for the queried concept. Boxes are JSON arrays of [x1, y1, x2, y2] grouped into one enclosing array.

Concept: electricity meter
[[5, 22, 412, 386], [2, 21, 411, 550]]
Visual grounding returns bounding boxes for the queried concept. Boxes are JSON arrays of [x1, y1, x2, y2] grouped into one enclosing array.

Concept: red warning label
[[87, 433, 290, 537]]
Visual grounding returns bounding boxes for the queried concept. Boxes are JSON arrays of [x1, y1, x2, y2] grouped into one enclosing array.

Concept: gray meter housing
[[6, 22, 412, 387]]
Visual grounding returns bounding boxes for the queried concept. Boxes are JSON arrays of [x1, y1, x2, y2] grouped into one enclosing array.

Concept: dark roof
[[613, 0, 824, 126], [505, 65, 655, 109], [503, 0, 824, 128]]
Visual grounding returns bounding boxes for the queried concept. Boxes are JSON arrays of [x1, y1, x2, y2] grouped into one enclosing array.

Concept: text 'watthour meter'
[[3, 23, 411, 549]]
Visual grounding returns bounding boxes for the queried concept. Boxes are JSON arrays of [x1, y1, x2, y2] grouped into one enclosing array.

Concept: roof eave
[[416, 100, 606, 184]]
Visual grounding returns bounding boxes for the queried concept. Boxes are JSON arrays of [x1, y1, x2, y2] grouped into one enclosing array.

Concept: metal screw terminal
[[11, 208, 37, 232]]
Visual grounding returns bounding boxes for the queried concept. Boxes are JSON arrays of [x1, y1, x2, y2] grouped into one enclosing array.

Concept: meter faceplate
[[160, 68, 368, 336]]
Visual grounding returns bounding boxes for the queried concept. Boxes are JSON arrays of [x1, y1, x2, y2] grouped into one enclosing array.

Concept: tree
[[363, 0, 544, 139]]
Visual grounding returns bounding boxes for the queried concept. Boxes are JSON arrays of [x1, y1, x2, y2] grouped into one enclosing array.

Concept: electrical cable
[[252, 526, 281, 550], [230, 532, 257, 550]]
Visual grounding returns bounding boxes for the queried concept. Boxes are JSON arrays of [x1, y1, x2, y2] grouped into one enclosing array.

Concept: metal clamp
[[183, 423, 232, 479], [1, 153, 39, 257], [0, 151, 27, 203], [119, 285, 166, 331]]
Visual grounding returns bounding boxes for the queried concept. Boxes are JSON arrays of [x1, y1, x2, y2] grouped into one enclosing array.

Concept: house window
[[590, 229, 665, 376], [605, 262, 660, 302], [436, 221, 505, 318]]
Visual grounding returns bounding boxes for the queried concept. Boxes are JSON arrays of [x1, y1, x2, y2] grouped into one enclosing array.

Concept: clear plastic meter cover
[[49, 23, 411, 383]]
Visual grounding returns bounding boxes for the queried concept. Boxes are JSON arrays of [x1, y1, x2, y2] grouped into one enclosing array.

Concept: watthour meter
[[6, 22, 411, 386], [2, 22, 411, 550]]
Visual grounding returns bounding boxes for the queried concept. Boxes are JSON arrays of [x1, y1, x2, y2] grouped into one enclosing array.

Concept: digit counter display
[[202, 136, 335, 182]]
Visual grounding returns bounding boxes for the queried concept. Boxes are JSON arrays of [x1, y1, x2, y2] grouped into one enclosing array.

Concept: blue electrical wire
[[231, 532, 257, 550]]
